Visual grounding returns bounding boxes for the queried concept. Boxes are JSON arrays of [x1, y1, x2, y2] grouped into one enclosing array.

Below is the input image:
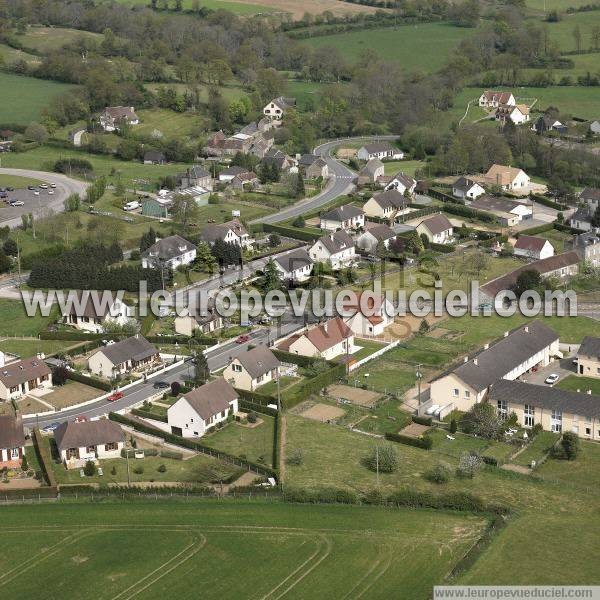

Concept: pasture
[[303, 22, 475, 72], [0, 500, 485, 599], [540, 11, 600, 53], [15, 27, 103, 53]]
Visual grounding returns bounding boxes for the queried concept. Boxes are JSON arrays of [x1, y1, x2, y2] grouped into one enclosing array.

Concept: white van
[[123, 200, 140, 212]]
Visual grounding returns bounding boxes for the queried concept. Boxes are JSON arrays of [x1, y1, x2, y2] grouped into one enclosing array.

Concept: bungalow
[[356, 223, 397, 254], [222, 346, 280, 391], [452, 177, 485, 200], [384, 172, 416, 196], [478, 90, 516, 108], [343, 291, 395, 336], [496, 103, 530, 125], [514, 235, 554, 260], [177, 165, 212, 191], [263, 96, 296, 121], [0, 415, 25, 468], [357, 158, 385, 185], [416, 213, 454, 244], [175, 302, 223, 336], [202, 219, 253, 248], [357, 142, 403, 161], [320, 204, 365, 232], [63, 292, 133, 334], [429, 321, 559, 412], [219, 166, 250, 183], [278, 317, 354, 361], [576, 336, 600, 379], [363, 189, 409, 221], [141, 235, 196, 270], [54, 419, 124, 469], [532, 115, 568, 135], [488, 379, 600, 441], [565, 230, 600, 266], [469, 195, 532, 224], [143, 150, 166, 165], [99, 106, 139, 132], [231, 171, 259, 190], [0, 356, 52, 401], [309, 230, 356, 270], [273, 248, 313, 283], [484, 164, 530, 192], [88, 335, 159, 378], [167, 378, 239, 438]]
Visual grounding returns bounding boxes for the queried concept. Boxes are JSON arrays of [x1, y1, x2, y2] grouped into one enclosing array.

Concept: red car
[[107, 391, 124, 402], [236, 335, 250, 344]]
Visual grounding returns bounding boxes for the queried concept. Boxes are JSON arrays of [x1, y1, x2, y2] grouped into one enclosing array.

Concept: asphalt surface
[[0, 168, 89, 228]]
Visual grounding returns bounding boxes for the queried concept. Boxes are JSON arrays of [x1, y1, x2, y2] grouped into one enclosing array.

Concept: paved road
[[0, 168, 89, 229], [251, 135, 399, 225]]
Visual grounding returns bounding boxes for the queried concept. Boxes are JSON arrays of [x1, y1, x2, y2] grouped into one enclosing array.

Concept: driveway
[[518, 356, 577, 387]]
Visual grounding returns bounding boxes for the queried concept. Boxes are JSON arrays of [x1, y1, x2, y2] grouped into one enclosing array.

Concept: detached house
[[569, 206, 594, 232], [343, 291, 395, 336], [278, 317, 354, 361], [168, 378, 239, 438], [384, 172, 416, 196], [452, 177, 485, 200], [99, 106, 139, 132], [223, 346, 280, 391], [309, 230, 356, 270], [219, 166, 250, 183], [484, 164, 530, 192], [514, 235, 554, 260], [478, 91, 515, 108], [576, 336, 600, 378], [469, 195, 532, 226], [565, 230, 600, 266], [263, 97, 296, 121], [0, 356, 52, 401], [356, 223, 397, 254], [177, 165, 212, 191], [175, 302, 223, 336], [88, 335, 159, 378], [63, 292, 132, 334], [141, 235, 196, 270], [416, 213, 454, 244], [363, 189, 409, 221], [202, 219, 252, 248], [0, 415, 25, 468], [54, 419, 124, 469], [357, 158, 384, 185], [580, 187, 600, 210], [273, 248, 313, 283], [357, 142, 403, 161], [496, 104, 530, 125], [532, 115, 567, 135], [320, 204, 365, 232], [143, 150, 166, 165], [231, 171, 259, 190], [262, 148, 295, 172]]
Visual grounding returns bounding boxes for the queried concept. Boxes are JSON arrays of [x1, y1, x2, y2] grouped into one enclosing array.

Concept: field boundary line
[[339, 557, 383, 600], [354, 547, 393, 599]]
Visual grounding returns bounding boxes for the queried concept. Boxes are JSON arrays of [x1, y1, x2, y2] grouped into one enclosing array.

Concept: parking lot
[[0, 184, 60, 221], [518, 355, 577, 387]]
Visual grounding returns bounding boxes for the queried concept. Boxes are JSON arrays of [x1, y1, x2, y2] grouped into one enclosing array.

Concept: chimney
[[524, 326, 529, 333], [473, 358, 478, 366], [463, 356, 468, 363]]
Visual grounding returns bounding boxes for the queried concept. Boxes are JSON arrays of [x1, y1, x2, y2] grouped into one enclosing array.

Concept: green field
[[0, 72, 77, 126], [540, 11, 600, 53], [0, 338, 80, 358], [0, 299, 58, 337], [556, 374, 600, 395], [0, 43, 39, 66], [115, 0, 273, 14], [526, 0, 599, 10], [0, 500, 485, 599], [287, 80, 339, 110], [383, 159, 426, 176], [16, 26, 103, 53], [304, 22, 475, 72], [0, 174, 43, 188], [134, 108, 204, 139]]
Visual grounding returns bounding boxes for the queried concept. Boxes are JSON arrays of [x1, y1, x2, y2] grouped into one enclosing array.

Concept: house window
[[497, 399, 508, 419], [105, 442, 118, 451], [551, 410, 562, 433], [524, 404, 535, 427], [232, 364, 242, 372], [11, 448, 19, 459], [66, 448, 78, 460], [585, 427, 591, 436], [464, 391, 470, 398], [452, 389, 459, 397], [86, 445, 96, 453]]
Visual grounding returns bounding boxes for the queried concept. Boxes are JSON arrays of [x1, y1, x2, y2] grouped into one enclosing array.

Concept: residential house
[[384, 172, 416, 196], [0, 355, 52, 401], [488, 379, 600, 440], [496, 103, 530, 125], [202, 219, 252, 248], [356, 223, 397, 254], [357, 158, 385, 185], [278, 317, 354, 361], [231, 171, 259, 190], [273, 248, 313, 283], [452, 177, 485, 200], [478, 91, 516, 108], [263, 96, 296, 121], [99, 106, 139, 132], [363, 189, 409, 221], [565, 230, 600, 266], [248, 136, 273, 158], [0, 415, 25, 467], [54, 419, 124, 469], [141, 235, 196, 269], [319, 204, 365, 232], [484, 164, 530, 192], [262, 148, 295, 172], [88, 335, 159, 378], [580, 187, 600, 210], [357, 142, 403, 161], [532, 115, 567, 135], [175, 302, 223, 336], [305, 158, 328, 180], [177, 165, 212, 191], [309, 230, 356, 270], [469, 195, 532, 225], [204, 130, 226, 155], [222, 134, 253, 156], [590, 120, 600, 135], [429, 321, 559, 412], [576, 336, 600, 379], [416, 213, 454, 244], [222, 346, 280, 391], [219, 166, 249, 183], [167, 378, 239, 438], [514, 235, 554, 260], [569, 206, 593, 231], [343, 291, 395, 336], [143, 150, 166, 165], [63, 291, 133, 334]]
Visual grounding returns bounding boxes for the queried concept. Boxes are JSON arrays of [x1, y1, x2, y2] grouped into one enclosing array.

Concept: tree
[[193, 350, 209, 385], [170, 195, 200, 232], [456, 452, 482, 478], [171, 381, 181, 396], [513, 269, 543, 297], [195, 242, 217, 273], [292, 215, 305, 228], [102, 318, 138, 335], [418, 319, 430, 335], [460, 403, 503, 440], [3, 238, 18, 257], [83, 460, 96, 476], [364, 444, 398, 474], [0, 251, 11, 273], [140, 227, 157, 253], [263, 258, 282, 292], [592, 205, 600, 228], [424, 462, 451, 484], [268, 233, 281, 248], [294, 172, 305, 198], [64, 193, 80, 212], [21, 454, 28, 471], [560, 431, 580, 460], [450, 419, 458, 434], [52, 366, 70, 386], [573, 25, 582, 53], [24, 122, 48, 143]]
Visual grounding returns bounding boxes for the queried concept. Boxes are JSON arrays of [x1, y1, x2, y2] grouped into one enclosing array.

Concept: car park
[[39, 183, 48, 189]]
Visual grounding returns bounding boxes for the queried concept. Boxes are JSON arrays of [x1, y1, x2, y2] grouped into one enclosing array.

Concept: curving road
[[251, 135, 399, 225], [0, 168, 89, 229]]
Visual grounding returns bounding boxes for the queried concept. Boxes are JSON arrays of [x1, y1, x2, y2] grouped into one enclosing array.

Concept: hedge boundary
[[32, 427, 58, 488], [263, 223, 321, 242], [385, 431, 433, 450], [131, 408, 168, 423], [66, 370, 111, 391]]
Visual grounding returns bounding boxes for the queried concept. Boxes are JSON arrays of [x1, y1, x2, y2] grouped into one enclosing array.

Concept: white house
[[356, 223, 397, 254], [175, 303, 223, 336], [278, 317, 354, 361], [99, 106, 139, 132], [514, 235, 555, 260], [0, 355, 52, 401], [273, 248, 314, 283], [357, 158, 385, 185], [141, 235, 196, 270], [590, 121, 600, 135], [416, 213, 454, 244], [478, 91, 516, 108], [452, 177, 485, 200], [496, 104, 530, 125], [384, 172, 416, 196], [469, 195, 533, 225], [363, 189, 409, 221], [218, 166, 251, 183], [319, 204, 365, 232], [484, 164, 530, 191], [263, 96, 296, 121], [343, 291, 395, 336], [87, 335, 159, 379], [63, 292, 133, 334], [222, 346, 280, 391], [54, 419, 124, 469], [202, 219, 253, 248], [0, 415, 25, 468], [309, 230, 356, 270], [357, 142, 403, 161], [167, 378, 239, 438]]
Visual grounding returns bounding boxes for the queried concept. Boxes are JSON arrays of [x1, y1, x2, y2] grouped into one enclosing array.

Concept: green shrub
[[160, 450, 183, 460], [21, 454, 28, 471], [412, 415, 433, 426], [247, 412, 257, 424], [83, 460, 96, 477], [133, 465, 144, 475], [364, 444, 398, 474], [456, 452, 482, 479], [157, 464, 167, 473], [385, 431, 432, 449], [286, 448, 304, 466], [110, 465, 117, 476], [424, 462, 452, 484], [449, 419, 458, 434]]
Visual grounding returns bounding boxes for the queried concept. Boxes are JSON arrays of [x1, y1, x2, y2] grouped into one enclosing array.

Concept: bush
[[456, 452, 482, 479], [83, 460, 96, 477], [425, 462, 452, 484], [247, 412, 257, 424], [21, 454, 28, 471], [286, 448, 304, 466], [364, 444, 399, 473], [170, 381, 181, 396], [449, 419, 458, 434], [558, 432, 580, 460], [160, 450, 183, 460], [412, 415, 432, 426], [133, 466, 144, 475], [110, 465, 117, 475], [385, 431, 433, 450], [157, 464, 167, 473]]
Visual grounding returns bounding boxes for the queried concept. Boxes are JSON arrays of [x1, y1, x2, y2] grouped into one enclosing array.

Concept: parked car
[[545, 373, 560, 385], [0, 191, 7, 199], [6, 187, 14, 191], [50, 183, 56, 188], [47, 189, 54, 195], [9, 200, 24, 206], [123, 200, 140, 211], [236, 335, 250, 344], [153, 381, 170, 389], [42, 422, 61, 433], [39, 183, 48, 189], [27, 185, 36, 190], [33, 190, 40, 196], [107, 391, 124, 402]]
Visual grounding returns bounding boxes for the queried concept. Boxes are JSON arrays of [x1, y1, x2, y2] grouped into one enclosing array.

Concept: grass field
[[16, 27, 103, 53], [0, 299, 58, 337], [383, 159, 426, 176], [134, 108, 204, 139], [541, 11, 600, 53], [304, 22, 475, 72], [0, 43, 40, 66], [511, 431, 560, 468], [0, 174, 43, 188], [115, 0, 273, 14], [526, 0, 598, 10], [0, 338, 80, 358], [556, 374, 600, 394], [0, 500, 486, 599], [0, 72, 77, 126]]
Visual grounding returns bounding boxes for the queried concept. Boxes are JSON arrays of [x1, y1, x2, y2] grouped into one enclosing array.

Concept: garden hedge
[[516, 222, 554, 236], [282, 363, 346, 409], [66, 370, 111, 392], [32, 428, 58, 488], [239, 399, 278, 416], [528, 193, 567, 211], [411, 415, 433, 426], [263, 223, 321, 242], [385, 431, 433, 450], [131, 408, 168, 423], [235, 388, 277, 406]]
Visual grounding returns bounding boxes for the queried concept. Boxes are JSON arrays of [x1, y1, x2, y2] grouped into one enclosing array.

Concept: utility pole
[[376, 445, 380, 487], [416, 363, 423, 407], [126, 446, 131, 485]]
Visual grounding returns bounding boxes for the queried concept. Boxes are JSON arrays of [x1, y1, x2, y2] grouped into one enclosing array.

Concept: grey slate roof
[[298, 154, 320, 167], [571, 206, 593, 224], [364, 223, 396, 241], [388, 172, 416, 190], [220, 166, 247, 177], [580, 188, 600, 203], [359, 158, 384, 176], [315, 230, 354, 255], [578, 336, 600, 359], [436, 321, 558, 393], [274, 248, 313, 273], [235, 346, 280, 379], [67, 291, 116, 319], [488, 378, 600, 420], [321, 204, 364, 222], [361, 142, 394, 154], [54, 419, 124, 452], [96, 335, 158, 366], [180, 378, 238, 420], [370, 189, 407, 210], [0, 415, 25, 450], [470, 195, 524, 214], [202, 219, 247, 244], [453, 177, 479, 193], [419, 213, 453, 235], [141, 235, 195, 261]]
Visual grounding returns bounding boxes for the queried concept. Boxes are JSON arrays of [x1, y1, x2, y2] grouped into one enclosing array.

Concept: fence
[[348, 339, 400, 372]]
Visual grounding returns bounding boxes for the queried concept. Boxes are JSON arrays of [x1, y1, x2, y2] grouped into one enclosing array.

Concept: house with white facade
[[478, 91, 516, 108], [496, 104, 530, 125], [363, 189, 410, 221], [452, 177, 485, 200], [175, 302, 223, 336], [63, 292, 133, 334], [532, 115, 568, 135], [357, 158, 385, 185], [0, 415, 25, 468], [416, 213, 454, 244], [565, 230, 600, 266], [202, 219, 253, 248], [484, 164, 530, 192], [273, 248, 314, 283], [88, 335, 159, 379], [54, 419, 124, 469], [320, 204, 365, 232], [278, 317, 354, 360], [0, 355, 52, 401], [356, 223, 397, 254], [141, 235, 196, 270], [357, 142, 403, 161], [167, 378, 239, 438], [222, 346, 280, 391], [384, 172, 416, 196], [99, 106, 139, 132], [309, 230, 356, 270], [469, 195, 532, 225], [343, 291, 395, 336], [263, 97, 296, 121], [514, 235, 554, 260]]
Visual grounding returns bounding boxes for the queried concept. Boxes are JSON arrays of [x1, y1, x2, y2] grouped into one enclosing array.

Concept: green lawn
[[540, 11, 600, 53], [134, 108, 204, 139], [0, 338, 80, 358], [0, 72, 77, 126], [383, 159, 426, 176], [526, 0, 598, 10], [0, 299, 58, 337], [511, 431, 560, 468], [16, 26, 103, 53], [537, 440, 600, 488], [303, 22, 476, 73], [0, 43, 40, 66], [354, 398, 413, 435], [351, 338, 387, 362], [428, 428, 491, 459], [556, 374, 600, 395], [0, 174, 43, 189]]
